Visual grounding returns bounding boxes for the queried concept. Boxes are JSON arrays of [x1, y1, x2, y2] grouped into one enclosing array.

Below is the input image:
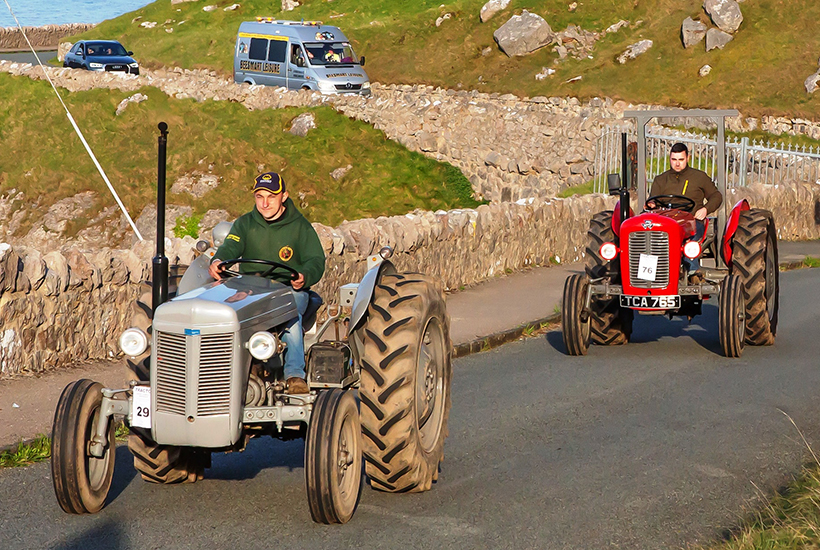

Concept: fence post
[[739, 137, 749, 187]]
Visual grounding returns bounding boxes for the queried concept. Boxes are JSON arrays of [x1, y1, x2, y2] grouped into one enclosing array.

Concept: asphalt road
[[1, 268, 819, 550]]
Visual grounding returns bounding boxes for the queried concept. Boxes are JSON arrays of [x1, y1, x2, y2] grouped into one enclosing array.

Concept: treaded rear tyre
[[126, 283, 206, 484], [731, 209, 779, 345], [561, 274, 590, 356], [359, 273, 452, 493], [719, 274, 746, 358], [585, 210, 632, 345], [305, 389, 362, 524], [51, 379, 115, 514]]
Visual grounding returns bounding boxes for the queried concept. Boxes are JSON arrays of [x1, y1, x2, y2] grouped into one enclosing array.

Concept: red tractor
[[562, 109, 779, 358]]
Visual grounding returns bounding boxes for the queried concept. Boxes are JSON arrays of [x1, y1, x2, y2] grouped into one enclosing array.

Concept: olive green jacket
[[650, 165, 723, 214]]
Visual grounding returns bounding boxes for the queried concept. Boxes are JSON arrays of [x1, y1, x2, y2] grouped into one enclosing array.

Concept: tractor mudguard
[[348, 259, 397, 334], [177, 252, 216, 295], [611, 201, 634, 238], [721, 199, 751, 267]]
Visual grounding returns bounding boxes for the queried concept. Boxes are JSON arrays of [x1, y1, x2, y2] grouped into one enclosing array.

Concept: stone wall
[[0, 24, 94, 51], [1, 184, 818, 380]]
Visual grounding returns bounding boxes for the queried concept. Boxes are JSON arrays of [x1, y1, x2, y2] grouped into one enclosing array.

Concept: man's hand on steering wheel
[[209, 258, 303, 287], [208, 259, 226, 280]]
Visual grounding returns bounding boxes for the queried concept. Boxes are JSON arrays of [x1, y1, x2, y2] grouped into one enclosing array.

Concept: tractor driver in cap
[[208, 172, 325, 394], [649, 142, 723, 278]]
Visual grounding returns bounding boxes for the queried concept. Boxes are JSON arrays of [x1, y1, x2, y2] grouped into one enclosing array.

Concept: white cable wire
[[2, 0, 143, 241]]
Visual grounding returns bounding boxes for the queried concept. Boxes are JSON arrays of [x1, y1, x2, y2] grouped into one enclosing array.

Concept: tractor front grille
[[628, 231, 670, 289], [155, 332, 187, 416], [154, 331, 234, 417], [197, 334, 234, 416]]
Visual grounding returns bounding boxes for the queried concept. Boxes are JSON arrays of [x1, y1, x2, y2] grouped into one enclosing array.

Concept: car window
[[87, 42, 128, 56], [249, 38, 267, 61], [304, 42, 358, 66], [268, 40, 287, 63], [72, 43, 82, 55]]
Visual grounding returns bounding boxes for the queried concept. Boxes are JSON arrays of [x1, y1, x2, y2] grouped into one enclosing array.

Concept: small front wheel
[[562, 274, 591, 356], [305, 389, 362, 524], [51, 379, 115, 514], [719, 274, 746, 358]]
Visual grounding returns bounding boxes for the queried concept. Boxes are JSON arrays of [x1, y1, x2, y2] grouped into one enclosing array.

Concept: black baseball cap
[[252, 172, 286, 194]]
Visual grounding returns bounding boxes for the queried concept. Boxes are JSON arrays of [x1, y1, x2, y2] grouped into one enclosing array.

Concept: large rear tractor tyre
[[305, 389, 362, 524], [585, 210, 632, 345], [731, 209, 779, 345], [719, 275, 746, 358], [127, 428, 205, 484], [359, 273, 452, 493], [561, 274, 591, 356], [51, 379, 115, 514]]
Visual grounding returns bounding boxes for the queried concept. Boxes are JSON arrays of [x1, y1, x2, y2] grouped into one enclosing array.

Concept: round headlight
[[683, 241, 702, 259], [599, 242, 618, 261], [248, 331, 277, 360], [119, 328, 149, 357]]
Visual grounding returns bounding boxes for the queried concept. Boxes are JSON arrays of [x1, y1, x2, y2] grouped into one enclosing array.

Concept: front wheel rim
[[416, 317, 446, 453]]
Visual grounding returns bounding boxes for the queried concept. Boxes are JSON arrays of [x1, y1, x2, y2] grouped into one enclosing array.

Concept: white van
[[233, 18, 371, 95]]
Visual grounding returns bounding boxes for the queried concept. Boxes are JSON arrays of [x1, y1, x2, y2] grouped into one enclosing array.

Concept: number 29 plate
[[620, 294, 681, 309]]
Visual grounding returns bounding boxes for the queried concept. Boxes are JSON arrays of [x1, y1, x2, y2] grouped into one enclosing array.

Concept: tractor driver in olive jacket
[[208, 172, 325, 394], [649, 142, 723, 275]]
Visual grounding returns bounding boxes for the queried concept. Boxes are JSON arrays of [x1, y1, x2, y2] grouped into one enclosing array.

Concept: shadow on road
[[51, 518, 126, 550], [107, 445, 137, 505], [206, 437, 305, 481], [545, 303, 724, 356]]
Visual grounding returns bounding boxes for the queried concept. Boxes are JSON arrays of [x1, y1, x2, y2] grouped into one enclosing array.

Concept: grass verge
[[69, 0, 820, 119], [0, 435, 50, 468]]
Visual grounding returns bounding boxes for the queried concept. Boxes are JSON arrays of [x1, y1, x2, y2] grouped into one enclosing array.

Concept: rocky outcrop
[[1, 182, 818, 379], [681, 17, 707, 48], [805, 58, 820, 94], [0, 23, 94, 51], [703, 0, 743, 34], [493, 10, 555, 57], [705, 28, 733, 51], [289, 112, 316, 136], [617, 40, 653, 64], [480, 0, 511, 23]]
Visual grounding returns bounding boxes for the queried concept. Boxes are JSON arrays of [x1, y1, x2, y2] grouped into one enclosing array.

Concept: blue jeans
[[684, 220, 706, 273], [280, 289, 309, 380]]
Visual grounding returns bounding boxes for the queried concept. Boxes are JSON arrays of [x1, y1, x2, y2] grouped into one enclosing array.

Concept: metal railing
[[593, 126, 820, 194]]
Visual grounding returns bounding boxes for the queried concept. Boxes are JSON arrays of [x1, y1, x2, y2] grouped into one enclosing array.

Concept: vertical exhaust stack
[[619, 132, 631, 227], [152, 122, 169, 313]]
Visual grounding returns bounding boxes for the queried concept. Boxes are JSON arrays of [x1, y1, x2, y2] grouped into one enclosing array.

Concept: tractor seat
[[302, 291, 323, 332]]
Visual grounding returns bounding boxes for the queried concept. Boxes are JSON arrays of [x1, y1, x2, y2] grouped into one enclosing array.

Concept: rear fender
[[611, 201, 635, 238], [348, 259, 397, 334], [721, 199, 751, 267]]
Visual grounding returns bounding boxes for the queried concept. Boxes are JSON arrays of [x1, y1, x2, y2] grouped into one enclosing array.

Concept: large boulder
[[681, 17, 707, 48], [806, 71, 820, 94], [480, 0, 511, 23], [493, 10, 555, 57], [617, 40, 653, 64], [705, 28, 733, 51], [703, 0, 743, 33]]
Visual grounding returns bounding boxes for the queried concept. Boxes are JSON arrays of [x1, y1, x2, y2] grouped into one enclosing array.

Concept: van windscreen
[[304, 42, 359, 66]]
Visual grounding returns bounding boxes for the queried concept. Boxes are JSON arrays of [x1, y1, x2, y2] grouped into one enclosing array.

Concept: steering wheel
[[216, 259, 299, 281], [645, 194, 696, 213]]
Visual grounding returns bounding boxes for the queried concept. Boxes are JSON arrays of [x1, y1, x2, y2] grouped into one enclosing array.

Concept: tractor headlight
[[683, 241, 702, 259], [248, 331, 278, 360], [599, 242, 618, 261], [119, 328, 149, 357]]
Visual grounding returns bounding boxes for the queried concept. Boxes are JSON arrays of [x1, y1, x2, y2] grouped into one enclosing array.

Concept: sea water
[[0, 0, 152, 28]]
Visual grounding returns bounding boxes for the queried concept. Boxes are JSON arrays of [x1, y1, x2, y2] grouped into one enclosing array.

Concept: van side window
[[290, 44, 305, 66], [249, 38, 268, 61], [268, 40, 287, 63]]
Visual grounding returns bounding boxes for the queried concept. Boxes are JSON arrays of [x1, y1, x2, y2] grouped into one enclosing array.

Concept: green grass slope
[[0, 73, 478, 238], [75, 0, 820, 118]]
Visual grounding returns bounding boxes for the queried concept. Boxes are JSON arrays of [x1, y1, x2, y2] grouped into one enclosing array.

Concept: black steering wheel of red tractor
[[645, 194, 696, 213], [217, 259, 299, 281]]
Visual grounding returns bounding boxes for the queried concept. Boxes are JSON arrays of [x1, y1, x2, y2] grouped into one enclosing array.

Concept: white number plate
[[131, 385, 152, 429], [620, 294, 681, 309], [637, 253, 659, 281]]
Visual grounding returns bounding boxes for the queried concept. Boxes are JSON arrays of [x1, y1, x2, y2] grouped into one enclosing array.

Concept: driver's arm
[[296, 221, 326, 289], [700, 174, 723, 217], [210, 220, 246, 279]]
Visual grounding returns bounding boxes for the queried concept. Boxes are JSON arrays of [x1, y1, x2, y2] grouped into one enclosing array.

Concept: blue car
[[63, 40, 139, 75]]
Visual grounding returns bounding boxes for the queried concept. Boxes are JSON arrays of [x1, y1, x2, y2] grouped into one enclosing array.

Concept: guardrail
[[593, 126, 820, 194]]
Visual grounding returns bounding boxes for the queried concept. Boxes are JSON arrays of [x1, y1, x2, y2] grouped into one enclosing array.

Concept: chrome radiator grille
[[155, 332, 187, 416], [154, 331, 234, 417], [628, 231, 670, 289], [197, 334, 234, 416]]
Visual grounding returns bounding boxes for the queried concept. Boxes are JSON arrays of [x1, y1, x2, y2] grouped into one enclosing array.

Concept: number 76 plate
[[620, 294, 681, 309]]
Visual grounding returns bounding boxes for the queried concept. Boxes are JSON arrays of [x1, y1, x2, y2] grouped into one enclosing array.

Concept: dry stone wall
[[1, 184, 818, 380], [0, 23, 94, 50]]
